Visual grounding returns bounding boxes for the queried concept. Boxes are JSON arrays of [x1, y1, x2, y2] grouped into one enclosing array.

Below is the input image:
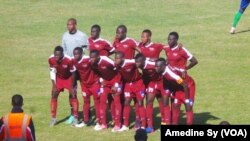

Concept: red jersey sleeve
[[180, 47, 193, 61], [130, 38, 138, 49], [104, 40, 115, 53]]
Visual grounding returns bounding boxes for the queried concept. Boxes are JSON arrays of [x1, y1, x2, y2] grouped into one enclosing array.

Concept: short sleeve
[[181, 47, 193, 61]]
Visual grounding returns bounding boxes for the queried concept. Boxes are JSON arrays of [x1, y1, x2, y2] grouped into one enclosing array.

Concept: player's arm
[[186, 56, 198, 70], [0, 117, 4, 141], [28, 117, 36, 141]]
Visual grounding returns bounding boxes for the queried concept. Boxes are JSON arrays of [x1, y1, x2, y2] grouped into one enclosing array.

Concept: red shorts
[[174, 77, 195, 105], [56, 76, 71, 92], [103, 74, 122, 95], [124, 79, 145, 101], [146, 79, 169, 96], [81, 82, 100, 99]]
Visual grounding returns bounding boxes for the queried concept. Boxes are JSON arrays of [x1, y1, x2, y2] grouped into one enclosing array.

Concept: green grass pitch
[[0, 0, 250, 140]]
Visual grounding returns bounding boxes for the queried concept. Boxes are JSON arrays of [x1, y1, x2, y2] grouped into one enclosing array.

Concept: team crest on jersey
[[123, 44, 128, 48], [95, 45, 100, 48], [125, 68, 132, 72], [62, 65, 68, 68], [101, 66, 107, 69], [149, 48, 155, 51], [82, 64, 88, 68]]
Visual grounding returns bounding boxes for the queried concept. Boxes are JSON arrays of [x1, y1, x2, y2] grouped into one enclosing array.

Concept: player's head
[[73, 47, 83, 61], [115, 51, 125, 66], [54, 46, 64, 62], [155, 58, 166, 73], [168, 31, 179, 47], [219, 121, 230, 125], [141, 29, 152, 44], [12, 94, 23, 107], [116, 24, 127, 41], [67, 18, 77, 33], [89, 50, 100, 65], [134, 128, 148, 141], [91, 24, 101, 39], [135, 53, 146, 68]]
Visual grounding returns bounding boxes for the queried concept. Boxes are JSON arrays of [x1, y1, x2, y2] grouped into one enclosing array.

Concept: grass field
[[0, 0, 250, 140]]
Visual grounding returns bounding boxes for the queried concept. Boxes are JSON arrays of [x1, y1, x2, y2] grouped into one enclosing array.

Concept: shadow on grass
[[179, 111, 220, 125], [235, 29, 250, 34]]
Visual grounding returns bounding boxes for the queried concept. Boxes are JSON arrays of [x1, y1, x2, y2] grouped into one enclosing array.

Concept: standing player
[[113, 25, 139, 59], [155, 58, 192, 125], [90, 50, 122, 132], [230, 0, 250, 34], [115, 52, 146, 132], [138, 29, 164, 61], [48, 46, 78, 127], [88, 24, 115, 56], [61, 18, 88, 124], [71, 47, 101, 129], [164, 32, 197, 124]]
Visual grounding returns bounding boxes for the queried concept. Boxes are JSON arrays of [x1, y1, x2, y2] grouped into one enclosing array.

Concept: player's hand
[[181, 71, 187, 79]]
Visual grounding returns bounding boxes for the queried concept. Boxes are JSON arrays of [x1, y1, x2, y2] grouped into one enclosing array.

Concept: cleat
[[230, 27, 236, 34], [71, 118, 79, 126], [74, 122, 85, 128], [65, 115, 74, 124], [94, 124, 107, 131], [94, 123, 101, 130], [49, 118, 57, 127], [146, 127, 154, 133], [134, 120, 141, 130], [118, 125, 129, 132], [111, 126, 121, 132]]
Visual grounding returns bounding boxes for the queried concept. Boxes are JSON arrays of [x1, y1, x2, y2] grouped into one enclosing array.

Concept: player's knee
[[239, 8, 246, 13], [52, 93, 59, 99]]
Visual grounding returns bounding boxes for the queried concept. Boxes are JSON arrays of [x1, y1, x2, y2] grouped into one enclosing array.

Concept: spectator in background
[[0, 94, 36, 141]]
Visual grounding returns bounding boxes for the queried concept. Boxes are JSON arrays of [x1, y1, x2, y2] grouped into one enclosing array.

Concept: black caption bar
[[161, 125, 249, 141]]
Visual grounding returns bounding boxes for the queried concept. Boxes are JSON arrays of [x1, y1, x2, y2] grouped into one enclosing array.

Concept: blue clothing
[[239, 0, 250, 13]]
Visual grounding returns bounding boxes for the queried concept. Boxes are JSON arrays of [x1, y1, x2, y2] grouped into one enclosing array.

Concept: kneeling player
[[48, 46, 78, 127], [72, 47, 101, 129], [155, 58, 192, 125]]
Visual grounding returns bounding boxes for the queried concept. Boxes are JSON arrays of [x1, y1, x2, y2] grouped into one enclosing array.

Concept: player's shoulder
[[124, 59, 135, 64], [49, 54, 54, 59], [100, 56, 114, 63], [64, 55, 73, 61], [77, 30, 87, 37], [127, 37, 138, 44]]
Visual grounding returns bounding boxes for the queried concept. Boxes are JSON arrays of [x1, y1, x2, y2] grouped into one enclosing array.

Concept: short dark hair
[[219, 121, 230, 125], [91, 24, 101, 32], [12, 94, 23, 107], [90, 49, 100, 56], [54, 46, 63, 52], [142, 29, 152, 36], [74, 47, 83, 54], [156, 57, 166, 64], [134, 128, 147, 141], [135, 53, 145, 60], [68, 18, 77, 25], [117, 24, 127, 33], [169, 31, 179, 40]]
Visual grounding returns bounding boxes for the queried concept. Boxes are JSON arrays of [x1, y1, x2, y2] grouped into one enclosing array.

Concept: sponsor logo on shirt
[[123, 44, 128, 48], [149, 48, 155, 51], [95, 45, 100, 48], [173, 53, 178, 56], [82, 64, 88, 68], [101, 66, 107, 69]]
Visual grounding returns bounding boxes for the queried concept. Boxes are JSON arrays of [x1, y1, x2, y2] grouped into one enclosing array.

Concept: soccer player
[[113, 25, 139, 59], [48, 46, 78, 127], [164, 32, 197, 124], [62, 18, 88, 57], [71, 47, 100, 129], [90, 50, 122, 132], [61, 18, 88, 123], [115, 52, 146, 132], [88, 24, 115, 56], [230, 0, 250, 34], [155, 58, 193, 125], [138, 29, 164, 61]]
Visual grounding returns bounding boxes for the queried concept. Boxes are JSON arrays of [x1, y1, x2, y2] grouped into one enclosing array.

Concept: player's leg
[[91, 84, 101, 129], [111, 89, 122, 132], [145, 91, 156, 133], [95, 88, 108, 131], [69, 89, 79, 126], [162, 94, 171, 125], [119, 95, 132, 132], [108, 94, 115, 126], [133, 97, 141, 130], [135, 80, 146, 129], [156, 95, 165, 124], [231, 0, 250, 33], [50, 87, 60, 127], [185, 80, 196, 125]]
